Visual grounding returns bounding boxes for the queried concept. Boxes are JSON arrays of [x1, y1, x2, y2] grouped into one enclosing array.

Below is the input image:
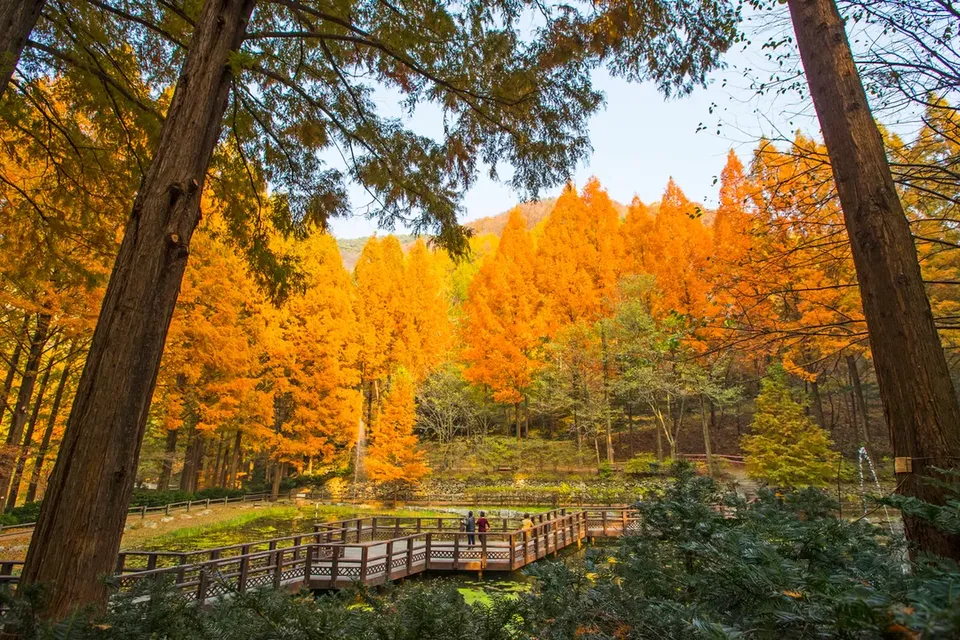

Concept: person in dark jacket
[[465, 510, 476, 545]]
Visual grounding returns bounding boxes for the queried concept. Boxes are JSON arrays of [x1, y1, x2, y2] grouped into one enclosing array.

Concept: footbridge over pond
[[0, 508, 639, 604]]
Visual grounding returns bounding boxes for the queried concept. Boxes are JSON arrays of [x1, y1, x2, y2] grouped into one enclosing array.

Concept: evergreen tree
[[742, 366, 839, 488]]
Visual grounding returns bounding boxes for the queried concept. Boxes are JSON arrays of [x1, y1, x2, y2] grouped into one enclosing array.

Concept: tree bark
[[227, 431, 241, 488], [0, 327, 25, 424], [809, 377, 825, 429], [270, 460, 283, 501], [699, 397, 715, 476], [25, 359, 71, 504], [0, 313, 50, 511], [787, 0, 960, 560], [6, 352, 53, 509], [179, 422, 198, 493], [0, 0, 44, 97], [156, 428, 178, 491], [20, 0, 258, 617], [846, 354, 872, 449]]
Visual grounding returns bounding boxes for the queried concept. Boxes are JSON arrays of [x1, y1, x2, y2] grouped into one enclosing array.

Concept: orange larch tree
[[365, 371, 429, 501]]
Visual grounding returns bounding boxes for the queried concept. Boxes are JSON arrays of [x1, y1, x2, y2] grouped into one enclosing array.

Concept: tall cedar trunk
[[514, 403, 520, 441], [25, 360, 71, 504], [0, 313, 50, 511], [0, 0, 45, 97], [270, 460, 282, 501], [156, 429, 178, 491], [600, 328, 614, 463], [179, 424, 197, 492], [218, 437, 231, 486], [210, 432, 225, 488], [787, 0, 960, 559], [7, 354, 53, 509], [699, 397, 715, 476], [0, 332, 24, 423], [226, 431, 241, 488], [191, 436, 205, 492], [846, 354, 872, 448], [809, 378, 825, 428], [20, 0, 257, 616]]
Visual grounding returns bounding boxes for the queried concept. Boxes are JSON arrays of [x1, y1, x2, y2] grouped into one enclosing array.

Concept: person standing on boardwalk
[[465, 510, 476, 545], [476, 511, 490, 536], [521, 513, 534, 530]]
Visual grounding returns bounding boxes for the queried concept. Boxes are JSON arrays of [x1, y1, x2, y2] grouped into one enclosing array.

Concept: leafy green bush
[[0, 501, 43, 526], [624, 453, 662, 476]]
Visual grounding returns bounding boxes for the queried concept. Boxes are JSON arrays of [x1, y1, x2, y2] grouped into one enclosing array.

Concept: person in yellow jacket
[[521, 513, 535, 530]]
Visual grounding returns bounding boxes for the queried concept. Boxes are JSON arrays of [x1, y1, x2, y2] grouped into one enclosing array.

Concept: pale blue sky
[[327, 19, 819, 239]]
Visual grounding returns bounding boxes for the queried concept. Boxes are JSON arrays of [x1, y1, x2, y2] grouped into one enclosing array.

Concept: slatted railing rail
[[0, 508, 640, 601]]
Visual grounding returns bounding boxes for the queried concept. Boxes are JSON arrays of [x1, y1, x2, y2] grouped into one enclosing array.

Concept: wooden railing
[[0, 508, 641, 601]]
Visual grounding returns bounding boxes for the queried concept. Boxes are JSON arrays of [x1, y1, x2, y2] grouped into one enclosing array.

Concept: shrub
[[624, 453, 662, 476]]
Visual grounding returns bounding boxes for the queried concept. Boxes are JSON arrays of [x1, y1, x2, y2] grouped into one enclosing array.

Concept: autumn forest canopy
[[0, 0, 959, 628]]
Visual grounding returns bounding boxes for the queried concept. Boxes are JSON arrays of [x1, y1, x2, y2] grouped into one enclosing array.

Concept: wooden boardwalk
[[0, 508, 639, 604]]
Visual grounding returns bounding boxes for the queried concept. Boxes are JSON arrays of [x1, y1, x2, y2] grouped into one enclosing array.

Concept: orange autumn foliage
[[365, 372, 429, 487]]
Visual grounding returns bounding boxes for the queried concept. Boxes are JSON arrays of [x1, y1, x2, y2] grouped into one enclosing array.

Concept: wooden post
[[372, 517, 378, 539], [205, 498, 211, 508], [330, 546, 340, 587], [273, 549, 283, 589], [187, 500, 191, 512], [141, 505, 147, 519], [360, 546, 369, 583], [165, 504, 170, 516], [115, 553, 126, 574], [147, 554, 158, 571], [480, 535, 487, 569], [453, 533, 460, 569], [416, 517, 422, 533], [197, 568, 209, 603], [425, 533, 432, 570], [509, 534, 516, 569], [406, 536, 414, 575], [602, 510, 608, 536], [356, 519, 362, 543], [533, 526, 540, 559], [304, 544, 313, 587], [293, 536, 302, 561], [238, 545, 250, 592], [386, 540, 394, 580]]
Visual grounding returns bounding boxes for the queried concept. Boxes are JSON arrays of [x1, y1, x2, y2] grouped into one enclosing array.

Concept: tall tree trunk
[[0, 0, 44, 97], [0, 313, 50, 511], [655, 419, 663, 461], [0, 327, 25, 424], [25, 359, 71, 504], [270, 460, 283, 501], [514, 402, 521, 441], [218, 437, 232, 487], [600, 327, 614, 464], [156, 429, 178, 491], [699, 397, 715, 476], [20, 0, 258, 616], [787, 0, 960, 560], [846, 354, 872, 449], [809, 377, 825, 429], [209, 432, 225, 489], [7, 353, 53, 510], [226, 431, 241, 488], [191, 436, 205, 493], [179, 423, 197, 493]]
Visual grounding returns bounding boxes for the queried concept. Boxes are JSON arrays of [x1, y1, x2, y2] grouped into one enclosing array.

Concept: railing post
[[147, 554, 158, 571], [509, 534, 516, 569], [304, 545, 313, 587], [330, 545, 340, 587], [453, 533, 460, 569], [141, 505, 147, 519], [386, 540, 394, 579], [406, 536, 414, 575], [360, 546, 369, 583], [273, 549, 283, 589], [165, 504, 171, 516], [356, 520, 362, 543], [197, 568, 209, 603], [602, 510, 607, 536], [480, 535, 487, 569], [425, 533, 432, 570], [187, 500, 192, 512], [205, 498, 211, 509], [238, 545, 250, 592], [116, 553, 126, 574], [416, 517, 422, 533], [533, 526, 540, 559], [372, 517, 378, 539]]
